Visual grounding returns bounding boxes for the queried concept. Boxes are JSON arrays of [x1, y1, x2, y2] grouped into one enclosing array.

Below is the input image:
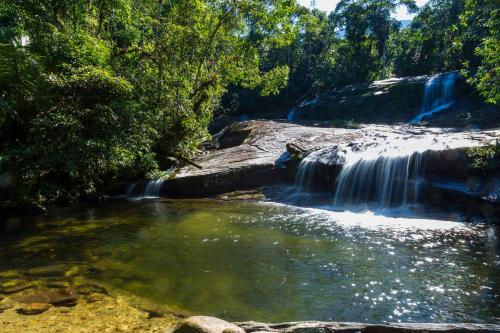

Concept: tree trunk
[[381, 44, 387, 80]]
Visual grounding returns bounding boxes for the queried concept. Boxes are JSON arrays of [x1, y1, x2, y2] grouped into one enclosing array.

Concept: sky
[[297, 0, 429, 20]]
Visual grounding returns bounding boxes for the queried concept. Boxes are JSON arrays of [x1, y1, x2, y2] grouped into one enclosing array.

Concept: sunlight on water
[[1, 200, 499, 323], [272, 204, 469, 231]]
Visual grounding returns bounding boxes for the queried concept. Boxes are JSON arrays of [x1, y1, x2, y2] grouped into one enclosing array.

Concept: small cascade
[[295, 153, 321, 192], [287, 99, 319, 121], [295, 146, 343, 192], [411, 72, 457, 123], [333, 153, 424, 207], [126, 182, 139, 197], [287, 106, 299, 121], [126, 179, 164, 198], [144, 180, 164, 197]]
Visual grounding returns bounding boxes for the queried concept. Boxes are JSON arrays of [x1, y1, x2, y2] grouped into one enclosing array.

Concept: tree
[[457, 0, 499, 104], [391, 0, 465, 76], [333, 0, 417, 79]]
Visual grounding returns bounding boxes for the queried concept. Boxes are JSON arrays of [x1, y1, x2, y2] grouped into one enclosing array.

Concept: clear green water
[[1, 199, 499, 323]]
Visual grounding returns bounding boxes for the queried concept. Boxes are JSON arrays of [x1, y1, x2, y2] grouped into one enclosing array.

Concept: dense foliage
[[0, 0, 498, 207], [0, 0, 295, 206]]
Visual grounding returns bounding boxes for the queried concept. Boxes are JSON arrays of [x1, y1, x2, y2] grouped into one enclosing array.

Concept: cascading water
[[294, 146, 343, 193], [410, 72, 457, 123], [293, 125, 493, 209], [144, 180, 164, 197], [332, 152, 424, 207], [126, 180, 164, 198], [294, 145, 425, 208], [287, 99, 319, 121]]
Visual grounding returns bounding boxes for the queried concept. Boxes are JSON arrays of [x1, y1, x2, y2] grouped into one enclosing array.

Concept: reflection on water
[[1, 199, 499, 323]]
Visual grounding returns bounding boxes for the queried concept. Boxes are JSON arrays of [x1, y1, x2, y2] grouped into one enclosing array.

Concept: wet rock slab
[[160, 121, 353, 197], [236, 321, 500, 333], [17, 303, 51, 315]]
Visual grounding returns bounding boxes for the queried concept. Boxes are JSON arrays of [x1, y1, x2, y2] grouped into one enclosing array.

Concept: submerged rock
[[15, 288, 77, 306], [1, 280, 35, 294], [44, 288, 78, 306], [168, 316, 245, 333], [85, 293, 104, 303], [17, 303, 51, 315], [15, 294, 50, 304], [46, 281, 71, 289], [26, 264, 68, 277], [75, 283, 109, 296], [0, 299, 14, 311]]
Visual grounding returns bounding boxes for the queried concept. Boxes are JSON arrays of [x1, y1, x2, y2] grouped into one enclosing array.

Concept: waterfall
[[126, 180, 164, 198], [295, 146, 343, 192], [333, 153, 424, 207], [410, 72, 457, 123], [287, 106, 299, 121], [294, 147, 425, 208], [295, 153, 321, 192], [144, 180, 164, 197], [292, 124, 497, 209], [287, 99, 319, 121]]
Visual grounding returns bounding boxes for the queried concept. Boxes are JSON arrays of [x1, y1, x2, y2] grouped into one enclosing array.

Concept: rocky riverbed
[[0, 268, 179, 333]]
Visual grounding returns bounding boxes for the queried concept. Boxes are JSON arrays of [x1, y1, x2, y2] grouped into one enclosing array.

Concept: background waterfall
[[411, 72, 457, 123], [287, 99, 319, 121]]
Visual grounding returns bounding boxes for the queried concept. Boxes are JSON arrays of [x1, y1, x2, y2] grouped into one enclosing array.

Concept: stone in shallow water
[[75, 283, 109, 296], [45, 288, 78, 306], [15, 293, 50, 304], [15, 288, 77, 306], [17, 303, 51, 315], [47, 281, 71, 289], [26, 264, 68, 277], [1, 280, 35, 294], [85, 293, 104, 303], [0, 299, 14, 311], [168, 316, 245, 333]]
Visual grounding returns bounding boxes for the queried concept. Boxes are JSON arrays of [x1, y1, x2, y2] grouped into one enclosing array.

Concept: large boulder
[[168, 316, 245, 333]]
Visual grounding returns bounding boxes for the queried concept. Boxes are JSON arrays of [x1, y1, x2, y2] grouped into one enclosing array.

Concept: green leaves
[[0, 0, 297, 204], [260, 65, 290, 96], [459, 0, 499, 104]]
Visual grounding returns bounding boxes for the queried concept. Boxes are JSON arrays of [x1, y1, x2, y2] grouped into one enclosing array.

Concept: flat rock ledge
[[161, 121, 353, 197], [169, 317, 500, 333]]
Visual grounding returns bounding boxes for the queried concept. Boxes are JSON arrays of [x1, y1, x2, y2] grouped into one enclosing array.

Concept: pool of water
[[1, 199, 499, 323]]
